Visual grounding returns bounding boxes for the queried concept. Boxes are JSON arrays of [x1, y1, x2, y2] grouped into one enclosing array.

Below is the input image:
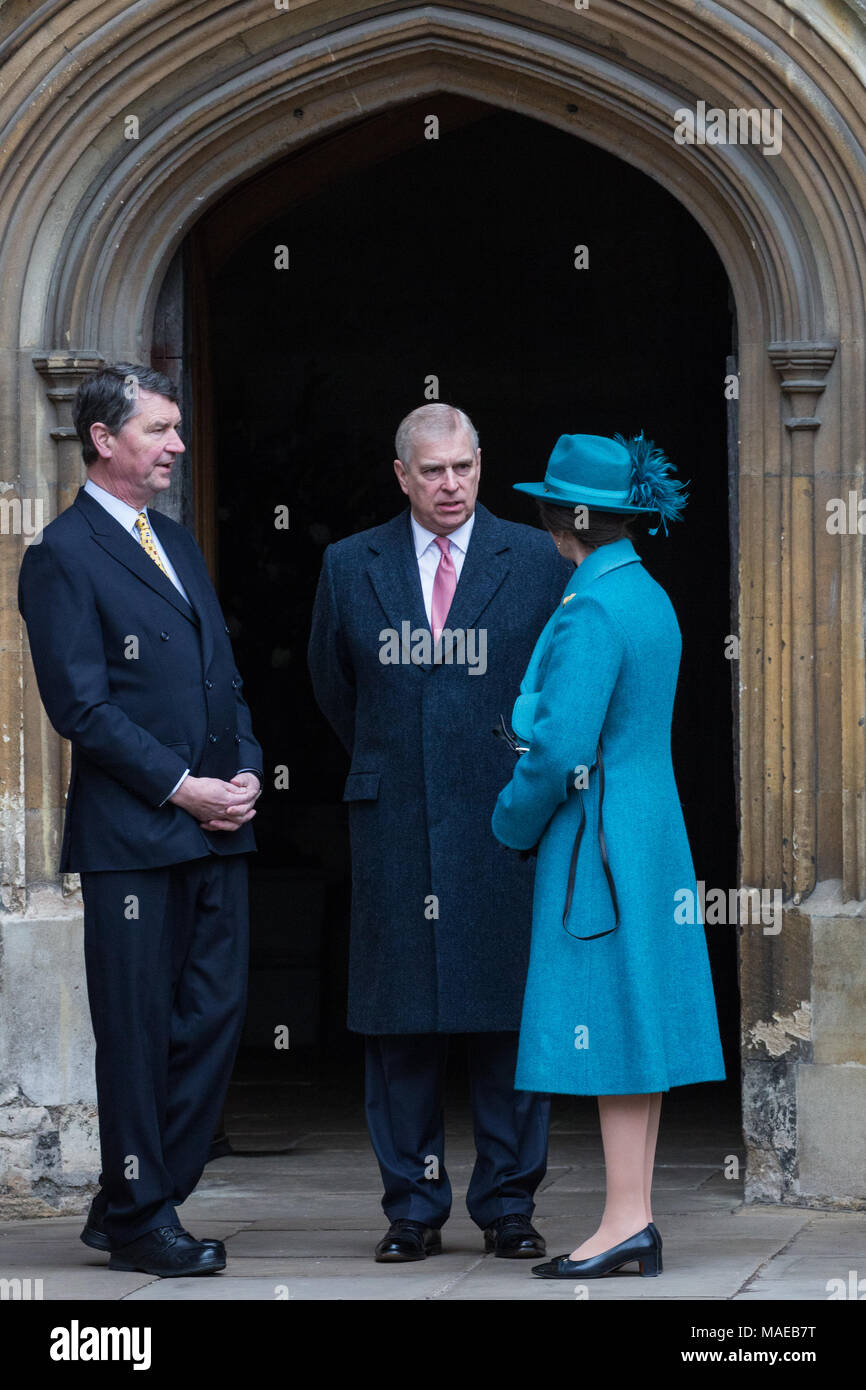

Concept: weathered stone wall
[[0, 890, 98, 1214], [741, 885, 866, 1207]]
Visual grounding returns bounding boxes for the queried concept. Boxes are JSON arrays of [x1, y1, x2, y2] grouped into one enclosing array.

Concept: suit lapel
[[148, 509, 218, 668], [75, 489, 198, 625]]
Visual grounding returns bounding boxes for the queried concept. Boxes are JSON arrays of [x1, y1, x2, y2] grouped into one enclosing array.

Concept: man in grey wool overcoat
[[308, 403, 570, 1261]]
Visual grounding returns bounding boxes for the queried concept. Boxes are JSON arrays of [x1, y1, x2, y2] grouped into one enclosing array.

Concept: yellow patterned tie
[[135, 512, 169, 577]]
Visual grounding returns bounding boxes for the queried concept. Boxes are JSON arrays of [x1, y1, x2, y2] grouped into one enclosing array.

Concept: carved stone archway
[[1, 1, 864, 1209]]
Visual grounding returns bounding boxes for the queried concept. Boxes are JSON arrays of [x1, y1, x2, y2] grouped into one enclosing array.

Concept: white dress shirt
[[84, 477, 191, 603], [410, 511, 475, 627]]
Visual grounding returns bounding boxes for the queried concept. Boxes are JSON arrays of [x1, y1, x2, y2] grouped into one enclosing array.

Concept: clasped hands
[[169, 771, 261, 833]]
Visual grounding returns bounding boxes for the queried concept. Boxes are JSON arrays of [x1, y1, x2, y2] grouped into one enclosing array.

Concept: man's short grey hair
[[394, 403, 479, 467]]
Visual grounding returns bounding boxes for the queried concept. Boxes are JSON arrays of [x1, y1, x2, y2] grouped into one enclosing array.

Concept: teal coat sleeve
[[491, 595, 626, 850]]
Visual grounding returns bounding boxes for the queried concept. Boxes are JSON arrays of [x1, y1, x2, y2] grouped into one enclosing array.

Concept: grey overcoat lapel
[[365, 502, 513, 655], [365, 509, 430, 641]]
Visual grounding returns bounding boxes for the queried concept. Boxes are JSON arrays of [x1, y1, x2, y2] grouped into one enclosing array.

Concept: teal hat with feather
[[513, 432, 688, 535]]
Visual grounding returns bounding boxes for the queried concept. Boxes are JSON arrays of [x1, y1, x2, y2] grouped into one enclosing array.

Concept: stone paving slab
[[0, 1198, 858, 1300], [246, 1131, 370, 1149], [735, 1213, 866, 1300], [223, 1228, 397, 1257], [203, 1207, 814, 1301], [116, 1214, 820, 1302], [215, 1154, 394, 1174], [241, 1215, 388, 1231], [0, 1076, 860, 1302], [534, 1189, 742, 1217], [124, 1261, 487, 1301], [543, 1166, 740, 1192], [177, 1188, 387, 1224], [0, 1263, 152, 1300], [0, 1218, 86, 1241]]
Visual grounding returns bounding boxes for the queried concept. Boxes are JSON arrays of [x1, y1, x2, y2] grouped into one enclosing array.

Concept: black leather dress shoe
[[532, 1224, 661, 1279], [80, 1207, 114, 1253], [81, 1202, 224, 1257], [648, 1221, 663, 1249], [108, 1226, 225, 1277], [483, 1213, 546, 1258], [374, 1219, 442, 1262]]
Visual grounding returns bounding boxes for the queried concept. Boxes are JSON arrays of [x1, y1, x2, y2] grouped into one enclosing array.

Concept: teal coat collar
[[516, 539, 642, 709], [563, 537, 642, 600]]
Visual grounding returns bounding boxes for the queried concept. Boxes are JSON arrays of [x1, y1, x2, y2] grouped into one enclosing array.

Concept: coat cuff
[[160, 768, 190, 807], [236, 767, 263, 785], [491, 793, 544, 852]]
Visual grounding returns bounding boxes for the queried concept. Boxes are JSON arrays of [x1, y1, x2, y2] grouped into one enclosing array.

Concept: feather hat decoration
[[615, 431, 689, 535]]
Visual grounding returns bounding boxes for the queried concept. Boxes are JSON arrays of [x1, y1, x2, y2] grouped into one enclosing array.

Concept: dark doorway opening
[[191, 96, 739, 1147]]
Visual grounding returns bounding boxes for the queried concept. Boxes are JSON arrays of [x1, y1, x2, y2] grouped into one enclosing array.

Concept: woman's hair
[[535, 499, 634, 550]]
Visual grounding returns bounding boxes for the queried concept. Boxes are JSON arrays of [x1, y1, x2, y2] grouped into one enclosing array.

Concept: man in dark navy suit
[[18, 364, 262, 1277], [309, 404, 571, 1262]]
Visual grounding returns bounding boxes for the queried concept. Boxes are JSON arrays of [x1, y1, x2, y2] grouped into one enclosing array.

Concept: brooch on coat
[[562, 593, 576, 606]]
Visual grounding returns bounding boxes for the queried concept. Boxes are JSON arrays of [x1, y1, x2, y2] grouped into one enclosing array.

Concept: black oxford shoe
[[108, 1226, 225, 1277], [82, 1202, 224, 1258], [532, 1224, 661, 1279], [374, 1219, 442, 1262], [483, 1213, 546, 1258]]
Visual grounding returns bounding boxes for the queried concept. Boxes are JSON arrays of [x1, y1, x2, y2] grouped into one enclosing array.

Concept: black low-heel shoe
[[532, 1224, 661, 1279]]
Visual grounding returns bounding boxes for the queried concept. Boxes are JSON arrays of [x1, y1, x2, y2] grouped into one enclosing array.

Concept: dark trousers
[[365, 1032, 550, 1230], [80, 854, 249, 1243]]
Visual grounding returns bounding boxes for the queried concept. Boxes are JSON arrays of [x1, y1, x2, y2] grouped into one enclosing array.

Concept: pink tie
[[431, 536, 457, 642]]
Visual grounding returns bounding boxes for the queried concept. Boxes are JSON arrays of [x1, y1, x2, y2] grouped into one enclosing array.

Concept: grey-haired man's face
[[87, 388, 185, 510], [393, 427, 481, 535]]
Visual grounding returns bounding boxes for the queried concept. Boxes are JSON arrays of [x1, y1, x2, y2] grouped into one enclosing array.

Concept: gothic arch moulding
[[1, 0, 864, 910]]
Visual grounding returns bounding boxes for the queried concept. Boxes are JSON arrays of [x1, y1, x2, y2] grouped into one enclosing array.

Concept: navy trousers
[[80, 854, 249, 1243], [364, 1032, 550, 1230]]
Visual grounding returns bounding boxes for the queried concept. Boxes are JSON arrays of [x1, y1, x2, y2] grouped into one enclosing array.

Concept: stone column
[[741, 341, 866, 1206], [765, 342, 836, 901], [29, 355, 104, 893], [0, 354, 103, 1217]]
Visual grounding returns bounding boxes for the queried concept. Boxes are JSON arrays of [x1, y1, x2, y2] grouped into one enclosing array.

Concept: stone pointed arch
[[1, 2, 865, 1207]]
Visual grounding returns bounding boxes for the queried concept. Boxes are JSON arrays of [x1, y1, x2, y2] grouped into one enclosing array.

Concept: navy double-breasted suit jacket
[[307, 501, 571, 1034], [18, 486, 262, 873]]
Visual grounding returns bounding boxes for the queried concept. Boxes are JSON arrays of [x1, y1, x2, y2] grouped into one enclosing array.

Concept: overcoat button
[[231, 678, 240, 689], [205, 679, 214, 689], [208, 734, 218, 744], [224, 624, 231, 635], [160, 631, 170, 641], [234, 735, 241, 744]]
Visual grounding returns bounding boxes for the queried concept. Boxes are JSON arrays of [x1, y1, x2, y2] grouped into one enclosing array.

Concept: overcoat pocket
[[342, 772, 381, 802]]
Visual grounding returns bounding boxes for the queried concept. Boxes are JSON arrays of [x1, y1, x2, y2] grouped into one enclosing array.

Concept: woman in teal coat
[[492, 432, 725, 1280]]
